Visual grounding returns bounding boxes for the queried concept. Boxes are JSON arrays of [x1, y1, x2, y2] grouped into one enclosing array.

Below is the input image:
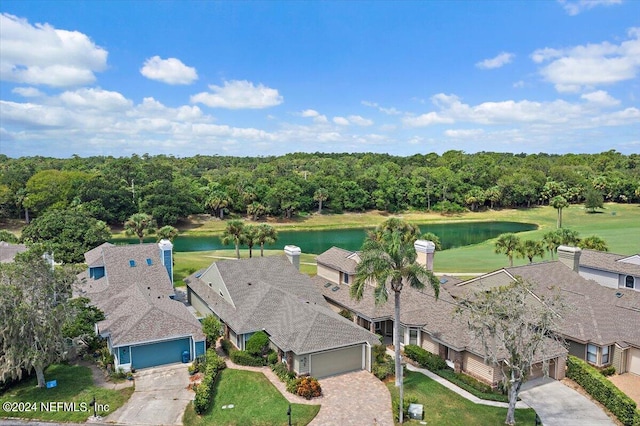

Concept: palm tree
[[542, 230, 561, 259], [550, 195, 570, 229], [124, 213, 156, 244], [516, 239, 545, 263], [556, 228, 581, 246], [156, 225, 179, 242], [313, 188, 329, 214], [255, 224, 278, 257], [206, 190, 230, 219], [420, 232, 442, 251], [240, 225, 258, 258], [351, 219, 439, 405], [221, 220, 244, 259], [494, 233, 521, 267], [578, 235, 608, 252]]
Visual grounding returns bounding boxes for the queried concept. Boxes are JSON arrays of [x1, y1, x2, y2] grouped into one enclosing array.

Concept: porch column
[[286, 351, 294, 372]]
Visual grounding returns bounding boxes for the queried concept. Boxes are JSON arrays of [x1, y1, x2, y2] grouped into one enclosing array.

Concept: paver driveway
[[104, 363, 192, 426], [519, 378, 615, 426], [309, 370, 393, 426]]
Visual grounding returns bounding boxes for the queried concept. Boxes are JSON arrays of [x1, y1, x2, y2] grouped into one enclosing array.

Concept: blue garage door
[[131, 338, 191, 369]]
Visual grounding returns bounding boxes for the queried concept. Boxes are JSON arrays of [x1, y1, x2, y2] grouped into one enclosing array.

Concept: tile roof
[[76, 243, 204, 347], [186, 255, 379, 354], [580, 249, 640, 277], [316, 246, 359, 275], [0, 241, 27, 263]]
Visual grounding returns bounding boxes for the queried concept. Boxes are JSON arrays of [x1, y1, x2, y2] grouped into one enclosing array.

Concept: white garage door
[[629, 347, 640, 375], [310, 345, 363, 378]]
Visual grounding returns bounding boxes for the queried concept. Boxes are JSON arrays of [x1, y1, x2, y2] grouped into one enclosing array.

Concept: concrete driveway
[[104, 363, 192, 426], [519, 378, 615, 426]]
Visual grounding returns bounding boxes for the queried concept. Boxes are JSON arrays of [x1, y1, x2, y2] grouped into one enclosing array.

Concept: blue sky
[[1, 1, 639, 158]]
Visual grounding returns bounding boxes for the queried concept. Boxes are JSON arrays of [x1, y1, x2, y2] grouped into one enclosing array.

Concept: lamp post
[[287, 404, 292, 426]]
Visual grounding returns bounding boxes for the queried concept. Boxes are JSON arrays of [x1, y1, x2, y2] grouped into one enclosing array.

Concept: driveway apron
[[519, 378, 615, 426]]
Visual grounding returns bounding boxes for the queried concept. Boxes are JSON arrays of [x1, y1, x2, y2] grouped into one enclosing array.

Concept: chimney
[[414, 240, 436, 271], [558, 245, 581, 272], [158, 239, 174, 285], [284, 245, 301, 270]]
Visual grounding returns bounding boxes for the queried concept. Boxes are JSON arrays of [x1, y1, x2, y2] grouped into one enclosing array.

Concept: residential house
[[76, 240, 206, 371], [572, 247, 640, 292], [185, 246, 380, 379], [314, 244, 567, 387], [0, 241, 27, 263]]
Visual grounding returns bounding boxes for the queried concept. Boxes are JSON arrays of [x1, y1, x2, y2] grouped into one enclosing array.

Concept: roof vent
[[248, 282, 252, 286], [324, 282, 332, 288], [615, 292, 623, 298], [129, 260, 136, 267], [332, 286, 340, 292], [146, 258, 153, 266], [439, 278, 448, 284]]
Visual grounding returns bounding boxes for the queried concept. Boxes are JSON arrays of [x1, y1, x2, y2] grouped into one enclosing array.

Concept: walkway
[[520, 377, 616, 426]]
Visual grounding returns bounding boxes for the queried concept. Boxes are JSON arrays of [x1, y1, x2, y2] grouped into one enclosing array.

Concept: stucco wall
[[578, 267, 619, 289], [188, 288, 214, 317], [317, 264, 341, 283]]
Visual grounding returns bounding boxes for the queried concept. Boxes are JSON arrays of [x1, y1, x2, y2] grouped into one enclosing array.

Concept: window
[[409, 329, 418, 346], [587, 344, 597, 363], [602, 345, 610, 364], [343, 273, 349, 284], [625, 275, 635, 289]]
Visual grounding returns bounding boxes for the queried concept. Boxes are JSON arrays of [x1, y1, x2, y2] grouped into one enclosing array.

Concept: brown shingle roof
[[580, 249, 640, 277], [316, 246, 359, 275]]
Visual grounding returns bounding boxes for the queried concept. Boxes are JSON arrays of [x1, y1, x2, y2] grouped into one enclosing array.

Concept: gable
[[619, 255, 640, 266]]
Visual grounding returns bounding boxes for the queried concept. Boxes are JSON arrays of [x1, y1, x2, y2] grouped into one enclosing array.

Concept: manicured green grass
[[388, 371, 537, 425], [183, 369, 319, 426], [0, 364, 133, 422]]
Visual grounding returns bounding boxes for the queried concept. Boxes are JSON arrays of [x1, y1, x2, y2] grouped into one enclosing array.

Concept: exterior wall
[[294, 353, 310, 375], [618, 274, 639, 290], [463, 352, 497, 385], [195, 341, 206, 357], [568, 341, 586, 359], [317, 264, 340, 283], [554, 356, 566, 380], [612, 345, 627, 373], [578, 267, 619, 289], [188, 288, 214, 317], [421, 333, 439, 355], [229, 329, 238, 349]]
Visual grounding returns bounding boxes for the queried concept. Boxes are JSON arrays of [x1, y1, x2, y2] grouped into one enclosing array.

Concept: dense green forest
[[1, 151, 639, 227]]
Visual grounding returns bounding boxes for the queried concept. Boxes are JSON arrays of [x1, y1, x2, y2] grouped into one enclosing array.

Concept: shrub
[[271, 362, 296, 382], [193, 350, 227, 415], [220, 338, 233, 355], [201, 315, 222, 348], [286, 377, 301, 394], [373, 344, 388, 363], [436, 369, 508, 402], [600, 365, 616, 377], [230, 349, 264, 367], [267, 350, 278, 366], [296, 376, 322, 399], [338, 309, 353, 320], [403, 344, 448, 371], [246, 331, 270, 356], [567, 355, 639, 426], [373, 358, 394, 380]]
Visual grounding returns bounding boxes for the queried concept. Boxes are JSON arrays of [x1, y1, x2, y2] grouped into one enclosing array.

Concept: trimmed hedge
[[567, 355, 640, 426], [435, 369, 509, 403], [230, 349, 265, 366], [220, 338, 233, 355], [246, 331, 270, 356], [404, 344, 448, 371], [193, 349, 227, 415]]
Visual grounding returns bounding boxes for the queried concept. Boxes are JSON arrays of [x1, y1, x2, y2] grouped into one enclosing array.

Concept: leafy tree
[[0, 230, 19, 243], [458, 279, 564, 426], [247, 201, 268, 221], [124, 212, 157, 244], [494, 233, 521, 267], [517, 239, 545, 263], [21, 209, 111, 263], [351, 218, 439, 422], [221, 220, 245, 259], [245, 331, 270, 357], [240, 224, 258, 258], [578, 235, 609, 252], [201, 315, 222, 348], [156, 225, 179, 242], [256, 224, 278, 257], [62, 297, 105, 350], [550, 195, 570, 229], [583, 188, 604, 213], [24, 170, 91, 215], [0, 252, 77, 387], [313, 188, 329, 214]]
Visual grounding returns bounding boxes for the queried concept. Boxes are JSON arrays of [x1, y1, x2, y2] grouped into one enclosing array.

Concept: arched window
[[625, 275, 635, 289]]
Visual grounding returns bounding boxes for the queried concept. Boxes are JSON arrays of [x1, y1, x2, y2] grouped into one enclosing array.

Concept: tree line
[[1, 150, 639, 226]]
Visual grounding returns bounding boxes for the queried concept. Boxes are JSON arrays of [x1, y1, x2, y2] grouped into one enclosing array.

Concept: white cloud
[[348, 115, 373, 126], [140, 56, 198, 85], [532, 27, 640, 92], [559, 0, 622, 16], [333, 116, 349, 126], [60, 88, 132, 111], [299, 109, 328, 123], [403, 112, 454, 127], [0, 13, 107, 87], [513, 80, 525, 88], [361, 101, 402, 115], [581, 90, 620, 106], [444, 129, 485, 138], [191, 80, 283, 109], [476, 52, 515, 69], [12, 87, 44, 97]]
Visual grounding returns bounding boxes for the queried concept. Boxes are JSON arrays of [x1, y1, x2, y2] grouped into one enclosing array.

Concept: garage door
[[629, 348, 640, 375], [131, 338, 191, 369], [310, 345, 363, 378]]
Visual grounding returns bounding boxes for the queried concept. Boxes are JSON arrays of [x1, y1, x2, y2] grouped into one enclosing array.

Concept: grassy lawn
[[183, 369, 319, 426], [0, 363, 133, 422], [388, 371, 537, 425]]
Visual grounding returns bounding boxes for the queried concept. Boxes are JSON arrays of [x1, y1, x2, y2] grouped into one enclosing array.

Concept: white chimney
[[558, 245, 581, 272], [284, 245, 301, 270], [414, 240, 436, 271]]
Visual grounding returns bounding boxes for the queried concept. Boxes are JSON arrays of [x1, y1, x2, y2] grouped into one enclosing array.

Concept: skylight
[[129, 260, 136, 267], [146, 258, 153, 266], [332, 286, 340, 292], [324, 282, 332, 288]]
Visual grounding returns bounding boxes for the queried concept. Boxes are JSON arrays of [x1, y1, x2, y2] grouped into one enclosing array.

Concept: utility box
[[408, 403, 424, 420]]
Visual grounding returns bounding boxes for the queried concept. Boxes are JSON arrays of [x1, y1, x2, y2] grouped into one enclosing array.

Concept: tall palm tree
[[516, 239, 545, 263], [256, 224, 278, 257], [578, 235, 609, 251], [351, 218, 440, 394], [542, 231, 561, 260], [550, 195, 570, 229], [313, 188, 329, 214], [124, 213, 156, 244], [556, 228, 581, 246], [420, 232, 442, 251], [156, 225, 179, 242], [221, 220, 244, 259], [240, 225, 258, 258], [494, 233, 521, 267]]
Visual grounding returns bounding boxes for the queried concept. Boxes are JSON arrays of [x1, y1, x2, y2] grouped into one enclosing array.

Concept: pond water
[[113, 221, 537, 254]]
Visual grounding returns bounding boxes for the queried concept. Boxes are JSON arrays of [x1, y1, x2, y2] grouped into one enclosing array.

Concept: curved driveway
[[519, 378, 615, 426]]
